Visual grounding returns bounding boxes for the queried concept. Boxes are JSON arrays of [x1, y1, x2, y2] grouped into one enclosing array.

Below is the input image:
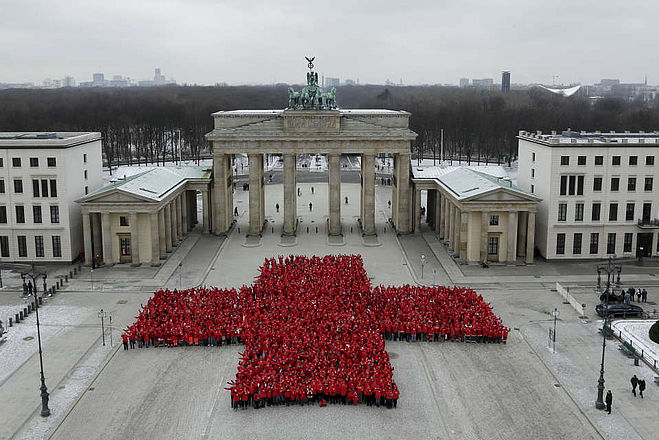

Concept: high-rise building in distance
[[502, 71, 511, 92]]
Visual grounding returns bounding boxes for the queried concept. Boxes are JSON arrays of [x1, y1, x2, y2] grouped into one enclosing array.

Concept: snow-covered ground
[[611, 319, 659, 367]]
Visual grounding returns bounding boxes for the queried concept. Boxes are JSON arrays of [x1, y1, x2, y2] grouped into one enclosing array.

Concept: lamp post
[[594, 256, 622, 410], [98, 309, 107, 346], [420, 254, 426, 279], [551, 308, 560, 353], [20, 262, 50, 417]]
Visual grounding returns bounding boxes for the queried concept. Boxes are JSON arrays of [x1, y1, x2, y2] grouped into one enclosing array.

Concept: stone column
[[130, 212, 140, 266], [392, 152, 411, 233], [91, 213, 102, 264], [328, 152, 342, 235], [164, 204, 172, 252], [82, 213, 93, 265], [361, 153, 376, 235], [414, 188, 422, 232], [517, 211, 528, 258], [526, 212, 536, 264], [434, 191, 441, 234], [213, 153, 233, 234], [480, 211, 489, 263], [248, 153, 264, 236], [507, 211, 518, 264], [158, 209, 167, 258], [459, 211, 469, 261], [442, 196, 449, 241], [181, 191, 188, 234], [201, 188, 210, 233], [453, 207, 461, 254], [426, 190, 434, 226], [171, 199, 178, 245], [448, 204, 455, 251], [282, 153, 297, 235], [176, 194, 183, 238], [150, 212, 160, 266], [101, 212, 112, 265]]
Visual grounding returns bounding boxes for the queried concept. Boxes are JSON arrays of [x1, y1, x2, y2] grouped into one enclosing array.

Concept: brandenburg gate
[[205, 58, 417, 239]]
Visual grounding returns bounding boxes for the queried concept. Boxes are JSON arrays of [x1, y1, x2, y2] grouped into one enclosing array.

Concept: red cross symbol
[[127, 255, 507, 408]]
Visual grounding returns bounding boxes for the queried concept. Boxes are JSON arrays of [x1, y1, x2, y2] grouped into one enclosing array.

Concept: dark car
[[595, 303, 645, 318]]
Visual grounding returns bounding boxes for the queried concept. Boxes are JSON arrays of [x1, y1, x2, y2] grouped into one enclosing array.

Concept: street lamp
[[98, 309, 107, 346], [551, 308, 560, 353], [421, 254, 426, 279], [594, 256, 622, 410], [20, 262, 50, 417]]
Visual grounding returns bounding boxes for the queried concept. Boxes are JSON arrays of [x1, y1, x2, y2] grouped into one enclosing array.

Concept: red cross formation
[[128, 255, 507, 407]]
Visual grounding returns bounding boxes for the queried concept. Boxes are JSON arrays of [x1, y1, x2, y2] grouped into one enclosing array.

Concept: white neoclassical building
[[411, 165, 540, 264], [77, 167, 212, 266], [518, 129, 659, 260], [0, 132, 103, 262]]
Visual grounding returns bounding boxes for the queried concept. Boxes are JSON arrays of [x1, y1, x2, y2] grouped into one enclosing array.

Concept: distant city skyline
[[1, 0, 657, 86]]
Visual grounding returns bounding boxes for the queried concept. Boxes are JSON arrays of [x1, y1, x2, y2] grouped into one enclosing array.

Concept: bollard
[[69, 270, 73, 278], [28, 304, 32, 313], [634, 357, 640, 366], [307, 226, 309, 233], [350, 227, 353, 233], [24, 307, 29, 316], [9, 317, 12, 327], [316, 226, 318, 233], [19, 311, 24, 321], [74, 267, 77, 275], [238, 227, 241, 234], [16, 313, 20, 323], [65, 275, 68, 282], [272, 227, 274, 234]]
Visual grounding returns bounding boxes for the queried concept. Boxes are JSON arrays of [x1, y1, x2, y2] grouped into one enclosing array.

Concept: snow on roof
[[80, 166, 211, 203]]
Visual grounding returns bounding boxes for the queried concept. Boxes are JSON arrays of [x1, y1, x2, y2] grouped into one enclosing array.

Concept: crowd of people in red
[[124, 254, 508, 409]]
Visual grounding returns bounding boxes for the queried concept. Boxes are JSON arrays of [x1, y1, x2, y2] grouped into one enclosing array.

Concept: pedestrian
[[234, 207, 238, 216], [388, 200, 391, 208], [344, 196, 348, 204], [27, 281, 33, 296], [631, 374, 638, 396], [639, 379, 646, 398], [122, 333, 129, 350], [298, 188, 301, 196], [605, 390, 613, 414], [624, 291, 631, 305], [311, 187, 314, 194], [637, 288, 642, 303], [309, 202, 313, 211], [642, 288, 648, 302], [276, 203, 279, 213]]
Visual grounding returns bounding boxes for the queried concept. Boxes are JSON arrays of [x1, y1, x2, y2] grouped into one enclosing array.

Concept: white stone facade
[[517, 130, 659, 260], [0, 132, 102, 262]]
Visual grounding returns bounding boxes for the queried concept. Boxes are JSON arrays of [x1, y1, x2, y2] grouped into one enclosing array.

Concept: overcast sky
[[1, 0, 656, 86]]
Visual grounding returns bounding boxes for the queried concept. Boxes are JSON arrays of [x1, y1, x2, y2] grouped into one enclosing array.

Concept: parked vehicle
[[595, 303, 645, 318]]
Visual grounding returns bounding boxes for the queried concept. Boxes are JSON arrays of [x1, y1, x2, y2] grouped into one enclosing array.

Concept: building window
[[578, 156, 586, 165], [15, 206, 25, 223], [17, 236, 27, 257], [609, 203, 618, 221], [0, 158, 3, 167], [120, 216, 129, 226], [610, 177, 619, 191], [607, 233, 616, 254], [575, 203, 584, 221], [0, 206, 7, 223], [612, 156, 621, 166], [560, 156, 569, 166], [531, 168, 535, 178], [12, 157, 21, 167], [85, 186, 89, 194], [628, 177, 636, 191], [530, 184, 535, 194], [487, 237, 499, 255], [84, 170, 88, 179], [0, 179, 4, 194], [52, 236, 62, 257], [577, 176, 584, 195], [50, 205, 60, 223], [120, 237, 132, 256], [568, 175, 576, 195], [35, 236, 44, 257], [33, 179, 40, 197], [0, 236, 9, 257], [14, 179, 23, 193], [33, 205, 42, 223], [595, 155, 604, 166], [41, 179, 49, 197], [558, 203, 567, 221], [645, 177, 653, 191], [590, 233, 599, 254], [556, 233, 566, 255], [560, 176, 567, 195], [573, 233, 582, 255], [29, 157, 39, 167], [626, 203, 635, 221], [47, 157, 56, 167], [593, 177, 602, 191], [50, 179, 57, 197], [624, 233, 633, 253], [629, 156, 638, 166], [646, 156, 654, 166], [83, 153, 87, 163]]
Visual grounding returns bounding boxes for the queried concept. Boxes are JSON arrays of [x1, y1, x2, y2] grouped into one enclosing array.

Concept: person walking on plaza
[[642, 288, 648, 302], [298, 188, 301, 196], [624, 291, 631, 305], [122, 333, 129, 350], [311, 186, 314, 194], [309, 202, 313, 211], [276, 203, 279, 213], [234, 207, 238, 216], [639, 379, 646, 398], [631, 375, 638, 396], [636, 288, 642, 303], [605, 390, 613, 414]]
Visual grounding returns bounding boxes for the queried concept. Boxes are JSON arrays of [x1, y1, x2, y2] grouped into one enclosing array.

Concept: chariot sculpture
[[287, 56, 337, 110]]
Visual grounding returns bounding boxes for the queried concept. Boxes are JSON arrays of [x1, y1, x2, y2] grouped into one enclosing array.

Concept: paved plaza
[[2, 182, 659, 439]]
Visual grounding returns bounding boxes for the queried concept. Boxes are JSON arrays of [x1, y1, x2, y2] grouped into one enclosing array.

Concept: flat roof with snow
[[0, 132, 101, 149], [518, 129, 659, 146]]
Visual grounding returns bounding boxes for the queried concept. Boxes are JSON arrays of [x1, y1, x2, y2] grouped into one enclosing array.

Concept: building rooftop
[[211, 109, 410, 116], [78, 166, 212, 203], [518, 129, 659, 146], [412, 164, 536, 201], [0, 132, 101, 148]]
